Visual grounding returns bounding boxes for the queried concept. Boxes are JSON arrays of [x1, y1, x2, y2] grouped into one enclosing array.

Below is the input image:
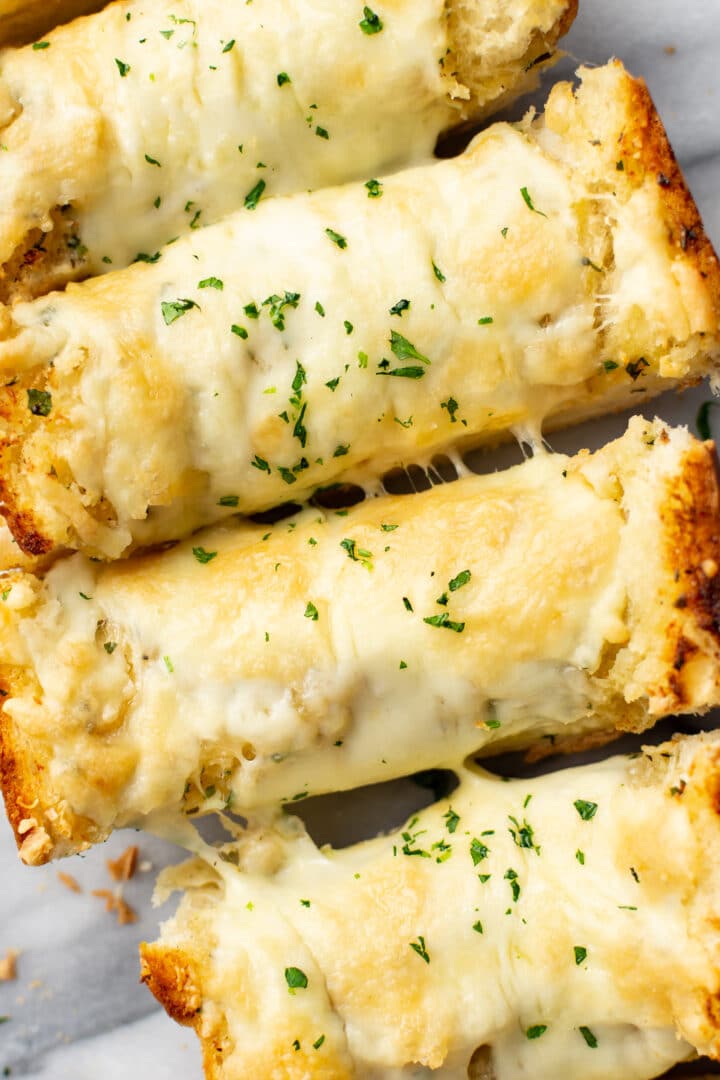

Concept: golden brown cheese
[[0, 62, 718, 561], [0, 0, 575, 300], [0, 0, 106, 45], [2, 417, 720, 864], [141, 732, 720, 1079]]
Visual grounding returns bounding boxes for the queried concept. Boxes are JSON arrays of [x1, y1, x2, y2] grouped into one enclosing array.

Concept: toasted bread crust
[[624, 76, 720, 323], [662, 440, 720, 700], [140, 943, 204, 1027], [0, 666, 53, 864]]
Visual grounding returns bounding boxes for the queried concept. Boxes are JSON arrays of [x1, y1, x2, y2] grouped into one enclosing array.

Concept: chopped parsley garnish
[[145, 153, 162, 167], [697, 400, 719, 440], [79, 592, 92, 600], [470, 838, 489, 865], [161, 298, 199, 325], [478, 316, 494, 326], [304, 602, 319, 621], [432, 261, 446, 283], [333, 444, 349, 457], [313, 1035, 325, 1050], [389, 299, 410, 317], [441, 397, 459, 423], [381, 523, 398, 532], [104, 642, 118, 654], [574, 946, 587, 965], [579, 1026, 597, 1048], [218, 495, 239, 507], [315, 301, 325, 317], [409, 936, 430, 963], [315, 125, 330, 139], [285, 967, 308, 992], [277, 72, 291, 86], [449, 569, 471, 592], [263, 291, 301, 331], [573, 800, 598, 821], [251, 455, 271, 473], [444, 808, 460, 833], [134, 251, 161, 264], [222, 39, 235, 52], [300, 899, 311, 907], [359, 6, 383, 34], [582, 256, 603, 273], [192, 546, 218, 564], [344, 320, 354, 334], [32, 41, 50, 49], [377, 366, 425, 379], [163, 655, 174, 673], [325, 377, 340, 391], [520, 186, 547, 217], [626, 358, 649, 380], [115, 59, 131, 76], [602, 359, 619, 372], [340, 538, 373, 569], [199, 277, 223, 290], [423, 612, 465, 633], [526, 1025, 547, 1040], [399, 660, 407, 669], [365, 178, 383, 198], [402, 596, 413, 611], [27, 389, 52, 417], [390, 330, 430, 365], [472, 920, 483, 934], [505, 868, 520, 902], [244, 302, 260, 319], [325, 228, 348, 249], [508, 816, 540, 854], [244, 179, 266, 210], [279, 467, 298, 485], [231, 324, 248, 339], [576, 849, 585, 865]]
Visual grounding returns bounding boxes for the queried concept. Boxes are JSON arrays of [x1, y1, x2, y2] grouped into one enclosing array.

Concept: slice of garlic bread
[[141, 732, 720, 1079], [2, 418, 720, 864], [0, 62, 718, 561]]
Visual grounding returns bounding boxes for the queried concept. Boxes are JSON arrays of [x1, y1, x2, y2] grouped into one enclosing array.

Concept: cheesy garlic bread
[[141, 732, 720, 1079], [0, 1, 107, 45], [2, 417, 720, 865], [0, 0, 576, 301], [1, 61, 718, 562]]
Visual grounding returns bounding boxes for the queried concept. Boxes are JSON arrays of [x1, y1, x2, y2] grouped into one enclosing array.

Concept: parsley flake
[[277, 71, 291, 85], [423, 612, 465, 633], [389, 299, 410, 317], [574, 800, 598, 821], [115, 59, 131, 76], [526, 1025, 547, 1040], [304, 602, 319, 621], [444, 807, 460, 833], [192, 546, 218, 564], [470, 838, 489, 865], [359, 6, 383, 34], [520, 186, 547, 217], [574, 945, 587, 965], [365, 178, 383, 198], [199, 277, 223, 290], [326, 228, 348, 249], [579, 1026, 597, 1048], [244, 179, 266, 210], [390, 330, 430, 365], [27, 389, 52, 417], [409, 936, 430, 963], [161, 298, 199, 325], [285, 967, 308, 992]]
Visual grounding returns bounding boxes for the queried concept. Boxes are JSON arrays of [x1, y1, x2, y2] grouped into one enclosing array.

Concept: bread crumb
[[664, 45, 676, 55], [57, 871, 82, 894], [0, 951, 18, 982], [107, 845, 139, 883], [92, 888, 138, 926]]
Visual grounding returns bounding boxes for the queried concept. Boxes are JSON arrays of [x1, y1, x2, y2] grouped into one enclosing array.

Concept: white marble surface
[[1, 0, 720, 1076]]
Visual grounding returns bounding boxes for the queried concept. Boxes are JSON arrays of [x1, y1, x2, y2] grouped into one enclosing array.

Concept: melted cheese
[[150, 733, 720, 1078], [0, 0, 538, 273], [3, 418, 720, 858], [1, 63, 717, 560]]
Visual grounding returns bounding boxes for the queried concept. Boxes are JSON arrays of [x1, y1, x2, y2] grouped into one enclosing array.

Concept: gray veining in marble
[[1, 0, 719, 1075]]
